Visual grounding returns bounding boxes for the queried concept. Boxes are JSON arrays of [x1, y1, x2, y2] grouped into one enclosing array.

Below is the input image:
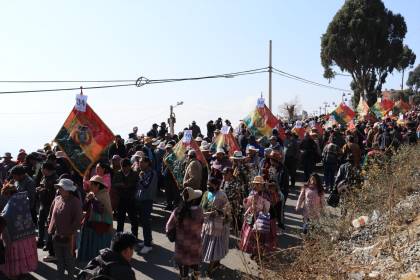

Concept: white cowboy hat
[[55, 178, 77, 192]]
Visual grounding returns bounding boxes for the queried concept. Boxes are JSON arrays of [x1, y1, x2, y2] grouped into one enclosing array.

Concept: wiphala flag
[[331, 103, 356, 126]]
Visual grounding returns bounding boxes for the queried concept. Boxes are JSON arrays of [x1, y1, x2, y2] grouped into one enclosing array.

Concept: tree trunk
[[401, 69, 405, 91]]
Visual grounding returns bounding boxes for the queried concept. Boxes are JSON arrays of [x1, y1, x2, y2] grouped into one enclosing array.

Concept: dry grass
[[252, 144, 420, 280]]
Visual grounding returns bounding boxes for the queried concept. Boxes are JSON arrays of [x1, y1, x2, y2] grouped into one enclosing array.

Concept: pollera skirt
[[77, 225, 113, 263], [0, 236, 38, 277], [201, 225, 230, 263]]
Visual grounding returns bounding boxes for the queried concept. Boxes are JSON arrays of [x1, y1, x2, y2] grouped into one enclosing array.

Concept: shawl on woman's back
[[88, 189, 113, 226], [1, 192, 36, 243]]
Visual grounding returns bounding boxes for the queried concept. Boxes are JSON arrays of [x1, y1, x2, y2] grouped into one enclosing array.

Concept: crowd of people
[[0, 108, 418, 279]]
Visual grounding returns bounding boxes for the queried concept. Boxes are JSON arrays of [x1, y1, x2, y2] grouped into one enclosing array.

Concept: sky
[[0, 0, 419, 155]]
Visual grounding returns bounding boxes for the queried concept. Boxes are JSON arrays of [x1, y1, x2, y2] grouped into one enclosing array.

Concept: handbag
[[254, 212, 271, 233], [327, 188, 340, 208]]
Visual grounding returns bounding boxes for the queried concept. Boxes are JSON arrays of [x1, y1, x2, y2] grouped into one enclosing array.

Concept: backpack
[[77, 259, 115, 280], [323, 143, 338, 164]]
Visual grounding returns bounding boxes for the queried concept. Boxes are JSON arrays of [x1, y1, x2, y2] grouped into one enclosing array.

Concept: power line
[[0, 79, 135, 83], [0, 83, 136, 95], [136, 67, 268, 86], [0, 66, 352, 95], [0, 67, 268, 95], [272, 67, 352, 92]]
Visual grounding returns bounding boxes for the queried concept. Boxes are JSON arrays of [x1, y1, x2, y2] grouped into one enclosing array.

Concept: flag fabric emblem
[[331, 103, 356, 126], [164, 138, 207, 189], [243, 104, 279, 138], [54, 104, 114, 176]]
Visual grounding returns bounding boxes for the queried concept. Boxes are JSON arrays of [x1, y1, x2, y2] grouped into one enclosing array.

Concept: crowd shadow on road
[[131, 243, 178, 279]]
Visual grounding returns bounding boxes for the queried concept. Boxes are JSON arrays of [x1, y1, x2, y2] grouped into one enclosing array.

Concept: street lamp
[[169, 101, 184, 136], [323, 102, 329, 115]]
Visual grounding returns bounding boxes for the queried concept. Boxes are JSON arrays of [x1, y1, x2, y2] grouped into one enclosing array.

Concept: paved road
[[24, 173, 307, 280]]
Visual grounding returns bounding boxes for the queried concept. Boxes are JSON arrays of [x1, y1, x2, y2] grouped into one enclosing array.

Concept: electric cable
[[0, 83, 136, 95], [272, 67, 351, 92]]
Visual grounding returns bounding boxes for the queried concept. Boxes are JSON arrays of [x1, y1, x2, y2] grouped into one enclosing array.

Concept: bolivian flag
[[243, 105, 278, 137], [331, 103, 356, 126], [54, 105, 114, 176], [164, 139, 207, 189]]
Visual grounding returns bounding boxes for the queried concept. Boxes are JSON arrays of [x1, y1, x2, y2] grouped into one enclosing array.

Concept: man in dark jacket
[[147, 123, 159, 138], [78, 232, 137, 280], [108, 135, 127, 160], [190, 121, 201, 138], [322, 136, 340, 192], [237, 129, 250, 154], [299, 132, 318, 182], [112, 159, 139, 238], [283, 130, 299, 188], [36, 162, 58, 248], [268, 150, 289, 230], [215, 117, 223, 130], [206, 120, 215, 139], [136, 157, 158, 254], [158, 122, 168, 138]]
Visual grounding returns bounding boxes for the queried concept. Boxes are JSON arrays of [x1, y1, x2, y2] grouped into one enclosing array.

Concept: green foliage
[[321, 0, 415, 107], [407, 64, 420, 93], [397, 46, 416, 72]]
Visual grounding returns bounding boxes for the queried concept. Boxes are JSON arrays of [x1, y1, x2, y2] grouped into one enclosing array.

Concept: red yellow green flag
[[54, 104, 114, 175], [243, 103, 279, 138], [164, 134, 207, 188], [213, 133, 241, 157], [371, 98, 395, 119]]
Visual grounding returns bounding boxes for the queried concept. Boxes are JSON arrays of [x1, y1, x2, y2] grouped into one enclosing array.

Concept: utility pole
[[169, 105, 175, 136], [401, 69, 405, 91], [168, 101, 183, 136], [268, 40, 273, 111]]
